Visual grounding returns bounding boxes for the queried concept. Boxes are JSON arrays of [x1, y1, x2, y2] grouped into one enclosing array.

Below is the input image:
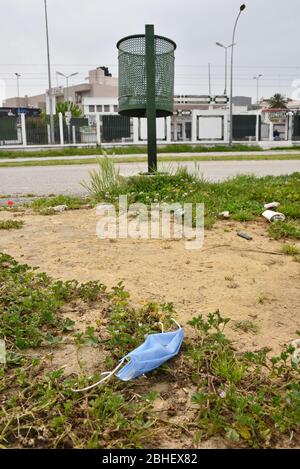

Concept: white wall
[[139, 118, 167, 141], [198, 116, 223, 140], [83, 96, 118, 116]]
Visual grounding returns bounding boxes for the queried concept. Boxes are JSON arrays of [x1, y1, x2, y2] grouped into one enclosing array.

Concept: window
[[96, 105, 102, 112], [114, 105, 118, 113], [89, 105, 95, 112], [104, 105, 110, 112]]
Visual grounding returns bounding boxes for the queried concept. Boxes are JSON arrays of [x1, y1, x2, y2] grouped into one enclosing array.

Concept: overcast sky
[[1, 0, 300, 104]]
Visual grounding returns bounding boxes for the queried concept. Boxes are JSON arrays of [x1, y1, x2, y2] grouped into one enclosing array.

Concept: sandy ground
[[1, 207, 299, 355]]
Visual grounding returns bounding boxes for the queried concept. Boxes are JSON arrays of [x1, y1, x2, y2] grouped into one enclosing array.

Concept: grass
[[5, 170, 296, 239], [30, 195, 88, 210], [1, 153, 300, 168], [0, 144, 264, 160], [187, 312, 300, 447], [0, 253, 171, 449], [268, 221, 300, 240], [280, 244, 300, 256], [0, 254, 299, 449], [233, 320, 259, 334], [85, 168, 300, 234], [81, 157, 121, 197], [0, 220, 24, 230], [27, 194, 93, 215]]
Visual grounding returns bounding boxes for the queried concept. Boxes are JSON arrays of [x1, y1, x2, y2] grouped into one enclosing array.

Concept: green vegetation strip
[[0, 253, 299, 448], [1, 143, 300, 160], [82, 166, 300, 233], [0, 144, 263, 159], [1, 153, 300, 167], [0, 220, 24, 230]]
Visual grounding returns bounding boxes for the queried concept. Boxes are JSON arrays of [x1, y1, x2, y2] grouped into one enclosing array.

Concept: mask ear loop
[[171, 318, 181, 329], [71, 357, 127, 393], [159, 318, 181, 332]]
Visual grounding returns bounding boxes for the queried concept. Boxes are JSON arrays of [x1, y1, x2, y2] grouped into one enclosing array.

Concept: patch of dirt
[[1, 207, 299, 449], [1, 208, 299, 355], [46, 344, 107, 376]]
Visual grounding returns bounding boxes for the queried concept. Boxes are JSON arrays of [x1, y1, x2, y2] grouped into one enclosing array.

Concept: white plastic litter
[[264, 202, 280, 209], [52, 205, 68, 212], [291, 339, 300, 365], [262, 210, 286, 222], [0, 339, 6, 364], [219, 211, 230, 219]]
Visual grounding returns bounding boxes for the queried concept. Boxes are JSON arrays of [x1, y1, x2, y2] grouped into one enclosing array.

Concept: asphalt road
[[0, 160, 299, 196]]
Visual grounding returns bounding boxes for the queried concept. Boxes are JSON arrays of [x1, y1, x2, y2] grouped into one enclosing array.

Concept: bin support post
[[145, 24, 157, 173]]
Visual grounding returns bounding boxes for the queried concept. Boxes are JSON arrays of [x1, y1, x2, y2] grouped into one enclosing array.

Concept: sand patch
[[1, 208, 299, 354]]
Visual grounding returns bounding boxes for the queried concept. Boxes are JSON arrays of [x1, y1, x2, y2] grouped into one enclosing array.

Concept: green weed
[[187, 311, 300, 448], [233, 320, 259, 334], [0, 219, 24, 230], [268, 221, 300, 240], [280, 243, 300, 256]]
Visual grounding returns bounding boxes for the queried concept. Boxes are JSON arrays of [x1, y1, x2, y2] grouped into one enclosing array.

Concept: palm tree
[[268, 93, 288, 109], [56, 101, 83, 117]]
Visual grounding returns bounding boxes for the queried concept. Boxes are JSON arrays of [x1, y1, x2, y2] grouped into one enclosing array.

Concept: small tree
[[268, 93, 288, 109], [56, 101, 83, 117]]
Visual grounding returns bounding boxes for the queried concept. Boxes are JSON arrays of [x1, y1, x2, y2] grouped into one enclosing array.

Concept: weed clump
[[0, 220, 24, 230]]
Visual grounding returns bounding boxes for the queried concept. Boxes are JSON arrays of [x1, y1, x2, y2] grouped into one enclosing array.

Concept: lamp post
[[229, 4, 246, 146], [253, 74, 263, 104], [56, 71, 78, 143], [15, 73, 21, 99], [44, 0, 55, 144], [216, 42, 235, 96], [56, 71, 78, 103]]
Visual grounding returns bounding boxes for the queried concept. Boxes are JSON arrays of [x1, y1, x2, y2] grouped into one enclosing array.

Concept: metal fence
[[1, 112, 300, 147], [0, 116, 22, 145], [293, 115, 300, 140]]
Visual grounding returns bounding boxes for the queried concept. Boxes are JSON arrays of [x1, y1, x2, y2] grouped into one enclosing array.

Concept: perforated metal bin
[[117, 34, 176, 118]]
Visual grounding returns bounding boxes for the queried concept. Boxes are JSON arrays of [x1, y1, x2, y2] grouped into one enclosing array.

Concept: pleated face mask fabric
[[72, 319, 184, 393], [116, 326, 184, 381]]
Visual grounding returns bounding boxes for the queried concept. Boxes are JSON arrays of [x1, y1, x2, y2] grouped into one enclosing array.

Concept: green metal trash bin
[[117, 34, 176, 118]]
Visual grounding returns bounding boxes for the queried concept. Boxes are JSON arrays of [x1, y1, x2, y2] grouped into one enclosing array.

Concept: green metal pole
[[145, 24, 157, 173]]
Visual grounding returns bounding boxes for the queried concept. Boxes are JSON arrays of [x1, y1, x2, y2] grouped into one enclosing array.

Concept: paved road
[[1, 150, 300, 163], [0, 160, 299, 196]]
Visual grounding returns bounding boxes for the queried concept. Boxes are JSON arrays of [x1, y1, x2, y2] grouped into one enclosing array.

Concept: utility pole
[[44, 0, 55, 144], [208, 63, 212, 96], [15, 73, 21, 110], [229, 4, 246, 146], [56, 71, 78, 103], [216, 42, 235, 95], [15, 73, 21, 99], [253, 74, 263, 104]]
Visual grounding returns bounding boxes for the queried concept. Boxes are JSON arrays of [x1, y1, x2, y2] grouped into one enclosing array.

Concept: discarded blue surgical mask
[[72, 319, 184, 393]]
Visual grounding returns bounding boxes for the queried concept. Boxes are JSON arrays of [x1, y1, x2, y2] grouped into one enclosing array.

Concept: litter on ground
[[72, 319, 184, 392]]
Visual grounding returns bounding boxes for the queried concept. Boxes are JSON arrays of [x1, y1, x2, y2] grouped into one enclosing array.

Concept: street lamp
[[216, 42, 235, 95], [229, 4, 246, 146], [44, 0, 55, 145], [56, 71, 79, 103], [253, 74, 263, 105], [15, 73, 21, 99]]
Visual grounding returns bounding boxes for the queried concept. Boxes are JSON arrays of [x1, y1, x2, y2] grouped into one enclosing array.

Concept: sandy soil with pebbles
[[1, 207, 299, 355]]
